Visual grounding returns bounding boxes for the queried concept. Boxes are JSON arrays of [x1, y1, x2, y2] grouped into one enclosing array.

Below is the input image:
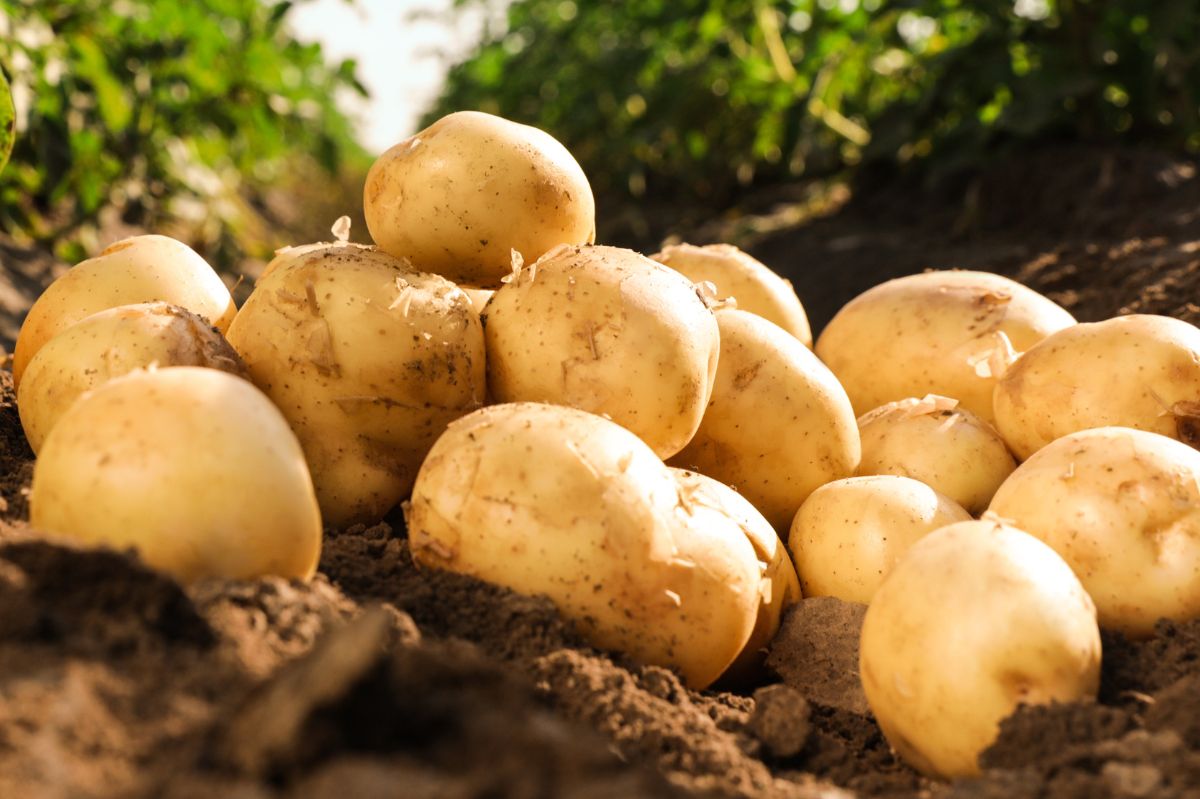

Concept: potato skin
[[993, 314, 1200, 461], [18, 303, 246, 454], [364, 110, 596, 287], [30, 367, 321, 582], [788, 475, 971, 603], [860, 521, 1100, 778], [651, 243, 812, 346], [408, 403, 762, 690], [669, 308, 860, 529], [484, 244, 719, 459], [226, 242, 486, 528], [989, 427, 1200, 637], [815, 270, 1075, 425], [13, 235, 236, 387]]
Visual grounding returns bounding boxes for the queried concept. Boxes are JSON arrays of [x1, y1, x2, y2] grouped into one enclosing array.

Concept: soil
[[2, 144, 1200, 798]]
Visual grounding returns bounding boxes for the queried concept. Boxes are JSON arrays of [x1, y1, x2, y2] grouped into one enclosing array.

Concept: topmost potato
[[364, 111, 596, 287]]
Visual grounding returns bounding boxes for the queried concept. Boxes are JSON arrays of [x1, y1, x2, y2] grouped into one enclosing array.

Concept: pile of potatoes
[[16, 108, 1200, 780]]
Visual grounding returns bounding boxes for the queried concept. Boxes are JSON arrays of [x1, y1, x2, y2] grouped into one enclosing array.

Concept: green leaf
[[0, 68, 13, 178]]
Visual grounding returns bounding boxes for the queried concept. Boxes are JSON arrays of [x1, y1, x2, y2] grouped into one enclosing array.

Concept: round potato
[[408, 402, 762, 689], [18, 302, 246, 454], [994, 314, 1200, 461], [226, 242, 486, 528], [651, 243, 812, 346], [483, 244, 719, 459], [815, 271, 1075, 425], [989, 426, 1200, 637], [669, 308, 859, 529], [30, 367, 321, 582], [364, 110, 595, 287], [860, 520, 1101, 778], [856, 395, 1016, 514], [13, 234, 236, 387], [789, 475, 971, 603]]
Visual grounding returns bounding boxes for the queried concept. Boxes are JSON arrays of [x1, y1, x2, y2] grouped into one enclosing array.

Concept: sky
[[288, 0, 501, 154]]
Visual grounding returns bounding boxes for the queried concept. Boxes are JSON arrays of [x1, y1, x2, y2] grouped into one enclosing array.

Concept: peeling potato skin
[[13, 234, 237, 387], [814, 270, 1075, 425], [363, 110, 596, 287], [226, 242, 486, 529], [860, 521, 1100, 779], [989, 426, 1200, 638], [669, 308, 860, 531], [407, 402, 762, 690], [18, 302, 247, 454], [483, 244, 720, 460], [993, 314, 1200, 461]]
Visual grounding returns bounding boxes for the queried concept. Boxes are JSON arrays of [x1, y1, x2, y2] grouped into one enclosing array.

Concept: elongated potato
[[994, 314, 1200, 461], [364, 110, 596, 287], [30, 367, 321, 582], [484, 244, 719, 459], [13, 235, 236, 387], [651, 243, 812, 346], [989, 427, 1200, 637], [18, 303, 246, 454], [408, 403, 762, 689], [789, 475, 971, 603], [860, 520, 1101, 778], [815, 271, 1075, 425], [856, 395, 1016, 514], [226, 242, 485, 528], [669, 308, 859, 529]]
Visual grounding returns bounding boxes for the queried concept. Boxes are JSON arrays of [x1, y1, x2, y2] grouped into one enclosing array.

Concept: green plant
[[0, 67, 13, 176]]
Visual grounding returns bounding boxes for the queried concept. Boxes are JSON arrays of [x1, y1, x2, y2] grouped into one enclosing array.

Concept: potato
[[651, 243, 812, 346], [13, 234, 237, 387], [30, 367, 321, 582], [856, 395, 1016, 514], [860, 520, 1101, 778], [483, 244, 719, 459], [988, 426, 1200, 637], [670, 468, 802, 681], [815, 270, 1075, 425], [364, 110, 596, 287], [226, 242, 485, 528], [994, 314, 1200, 461], [669, 308, 859, 529], [407, 402, 762, 689], [788, 475, 971, 603], [17, 303, 246, 454]]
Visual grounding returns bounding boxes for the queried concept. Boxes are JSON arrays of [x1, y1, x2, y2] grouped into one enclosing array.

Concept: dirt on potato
[[2, 145, 1200, 798]]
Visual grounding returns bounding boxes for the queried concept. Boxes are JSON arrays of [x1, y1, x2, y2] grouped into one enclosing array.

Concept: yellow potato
[[13, 234, 236, 387], [18, 303, 246, 454], [30, 367, 321, 582], [484, 244, 719, 459], [408, 402, 761, 689], [788, 475, 971, 603], [989, 426, 1200, 637], [226, 242, 486, 528], [856, 395, 1016, 514], [651, 243, 812, 346], [364, 110, 596, 286], [669, 308, 860, 529], [815, 271, 1075, 425], [860, 520, 1101, 778], [994, 314, 1200, 461]]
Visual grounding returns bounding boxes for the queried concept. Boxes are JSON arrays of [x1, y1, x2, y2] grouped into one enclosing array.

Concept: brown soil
[[2, 145, 1200, 798]]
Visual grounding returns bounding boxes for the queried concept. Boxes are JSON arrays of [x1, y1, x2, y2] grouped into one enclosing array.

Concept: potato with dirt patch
[[12, 234, 237, 387], [993, 314, 1200, 460], [407, 402, 762, 690], [226, 242, 485, 528], [860, 520, 1101, 778], [30, 367, 321, 582], [17, 303, 247, 454], [815, 270, 1075, 425]]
